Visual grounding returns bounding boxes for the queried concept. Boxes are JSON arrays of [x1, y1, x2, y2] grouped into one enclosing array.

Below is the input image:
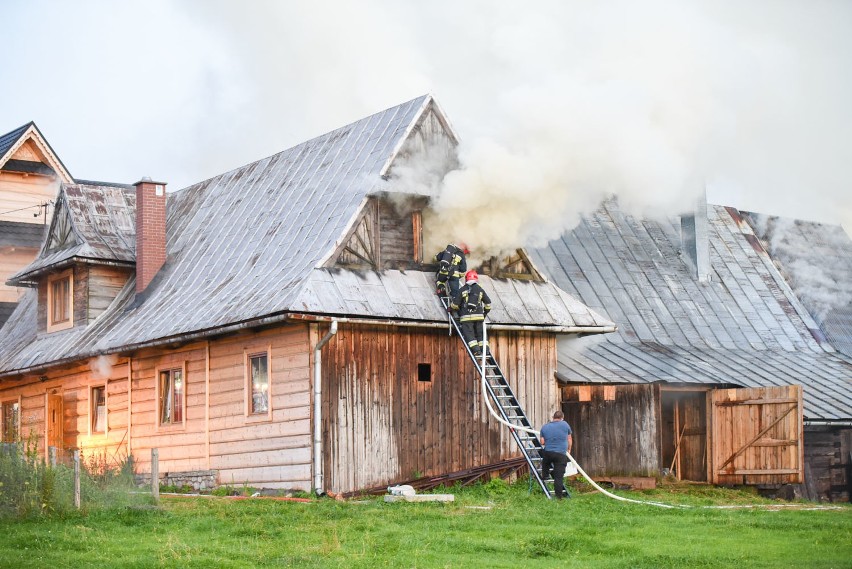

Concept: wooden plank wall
[[86, 265, 132, 323], [802, 425, 851, 502], [0, 170, 58, 224], [562, 384, 660, 477], [322, 324, 558, 494], [0, 247, 38, 303]]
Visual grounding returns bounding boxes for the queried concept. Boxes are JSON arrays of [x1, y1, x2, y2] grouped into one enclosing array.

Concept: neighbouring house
[[531, 198, 852, 501], [0, 122, 72, 327], [0, 95, 615, 495]]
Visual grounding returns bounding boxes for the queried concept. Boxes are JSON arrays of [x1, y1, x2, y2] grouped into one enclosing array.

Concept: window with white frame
[[1, 400, 20, 443], [91, 386, 106, 434], [47, 269, 73, 332], [247, 352, 269, 415], [159, 368, 184, 425]]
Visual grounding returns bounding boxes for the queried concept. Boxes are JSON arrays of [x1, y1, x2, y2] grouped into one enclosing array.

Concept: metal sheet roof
[[8, 183, 137, 282], [0, 96, 612, 377], [531, 199, 852, 421], [0, 221, 46, 248]]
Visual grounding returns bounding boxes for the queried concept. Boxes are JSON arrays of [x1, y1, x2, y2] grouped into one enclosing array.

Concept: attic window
[[47, 269, 73, 332]]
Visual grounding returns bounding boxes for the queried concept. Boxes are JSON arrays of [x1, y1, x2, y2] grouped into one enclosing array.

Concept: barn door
[[709, 385, 803, 485], [46, 392, 64, 455]]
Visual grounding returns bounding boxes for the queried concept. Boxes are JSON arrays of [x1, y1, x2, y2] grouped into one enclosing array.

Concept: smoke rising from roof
[[5, 1, 850, 245], [185, 0, 852, 255]]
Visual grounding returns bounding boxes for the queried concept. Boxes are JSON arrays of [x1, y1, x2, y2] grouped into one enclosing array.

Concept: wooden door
[[46, 392, 64, 454], [709, 385, 803, 485]]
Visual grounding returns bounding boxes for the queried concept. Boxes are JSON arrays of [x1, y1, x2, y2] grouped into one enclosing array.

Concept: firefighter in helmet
[[450, 269, 492, 357], [434, 243, 469, 297]]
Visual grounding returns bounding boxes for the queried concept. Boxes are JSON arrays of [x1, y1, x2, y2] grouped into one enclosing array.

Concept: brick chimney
[[134, 177, 167, 294]]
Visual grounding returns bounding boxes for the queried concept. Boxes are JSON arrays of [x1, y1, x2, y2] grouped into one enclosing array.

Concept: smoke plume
[[89, 354, 118, 380]]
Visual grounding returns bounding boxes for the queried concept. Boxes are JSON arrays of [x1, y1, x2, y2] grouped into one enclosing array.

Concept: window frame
[[1, 397, 21, 443], [46, 268, 74, 332], [244, 346, 272, 422], [156, 364, 186, 429], [90, 385, 107, 435]]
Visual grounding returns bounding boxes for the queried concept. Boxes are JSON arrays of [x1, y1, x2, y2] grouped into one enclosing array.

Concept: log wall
[[322, 323, 558, 494], [802, 425, 851, 502]]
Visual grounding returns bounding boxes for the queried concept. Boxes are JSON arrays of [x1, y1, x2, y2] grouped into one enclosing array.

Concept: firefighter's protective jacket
[[450, 283, 492, 322], [434, 245, 467, 284]]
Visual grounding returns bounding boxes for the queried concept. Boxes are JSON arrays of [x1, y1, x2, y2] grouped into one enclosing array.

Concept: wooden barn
[[0, 122, 69, 327], [531, 198, 852, 501], [0, 96, 615, 495]]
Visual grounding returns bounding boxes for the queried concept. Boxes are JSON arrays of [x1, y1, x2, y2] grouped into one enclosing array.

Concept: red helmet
[[465, 270, 478, 283], [459, 242, 470, 255]]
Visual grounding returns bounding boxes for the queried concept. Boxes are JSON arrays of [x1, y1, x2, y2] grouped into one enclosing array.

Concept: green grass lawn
[[0, 479, 849, 569]]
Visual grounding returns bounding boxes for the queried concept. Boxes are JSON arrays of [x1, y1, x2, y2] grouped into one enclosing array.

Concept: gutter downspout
[[313, 320, 338, 495]]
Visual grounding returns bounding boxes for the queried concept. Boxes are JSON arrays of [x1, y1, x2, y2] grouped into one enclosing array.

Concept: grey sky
[[3, 0, 850, 244]]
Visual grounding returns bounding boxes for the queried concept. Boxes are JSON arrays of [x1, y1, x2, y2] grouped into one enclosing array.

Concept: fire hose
[[479, 321, 682, 509]]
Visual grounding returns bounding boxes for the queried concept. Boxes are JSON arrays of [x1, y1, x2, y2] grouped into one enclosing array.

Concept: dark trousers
[[436, 276, 461, 298], [460, 319, 485, 354], [541, 450, 568, 498]]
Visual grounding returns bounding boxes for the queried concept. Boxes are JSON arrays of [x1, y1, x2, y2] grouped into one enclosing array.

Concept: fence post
[[73, 450, 81, 509], [48, 446, 56, 468], [151, 448, 159, 505]]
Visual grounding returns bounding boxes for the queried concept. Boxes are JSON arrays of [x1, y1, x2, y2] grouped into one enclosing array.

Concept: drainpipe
[[313, 320, 338, 495]]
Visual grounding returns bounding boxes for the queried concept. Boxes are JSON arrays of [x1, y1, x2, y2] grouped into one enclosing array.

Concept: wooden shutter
[[709, 385, 803, 485]]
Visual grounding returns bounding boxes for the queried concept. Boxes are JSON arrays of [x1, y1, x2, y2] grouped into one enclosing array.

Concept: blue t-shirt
[[540, 420, 572, 453]]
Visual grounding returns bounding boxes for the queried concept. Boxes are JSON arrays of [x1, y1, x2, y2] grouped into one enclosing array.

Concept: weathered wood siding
[[322, 323, 558, 494], [562, 384, 660, 477], [86, 265, 132, 323], [378, 197, 428, 269], [802, 426, 852, 502]]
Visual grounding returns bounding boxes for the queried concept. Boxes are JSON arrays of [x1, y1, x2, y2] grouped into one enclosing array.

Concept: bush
[[0, 440, 148, 520]]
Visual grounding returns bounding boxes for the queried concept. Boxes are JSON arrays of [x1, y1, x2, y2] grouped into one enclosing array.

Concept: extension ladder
[[439, 295, 560, 499]]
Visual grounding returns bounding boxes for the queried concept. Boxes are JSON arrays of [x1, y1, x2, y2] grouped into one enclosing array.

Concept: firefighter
[[450, 270, 492, 357], [434, 243, 469, 297]]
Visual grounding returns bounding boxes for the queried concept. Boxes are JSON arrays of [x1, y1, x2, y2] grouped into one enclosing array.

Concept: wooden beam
[[715, 398, 798, 406], [726, 469, 799, 475]]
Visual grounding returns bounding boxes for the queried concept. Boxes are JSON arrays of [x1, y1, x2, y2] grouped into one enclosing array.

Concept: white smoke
[[5, 1, 850, 240], [89, 354, 118, 380], [750, 215, 852, 322], [182, 0, 852, 255]]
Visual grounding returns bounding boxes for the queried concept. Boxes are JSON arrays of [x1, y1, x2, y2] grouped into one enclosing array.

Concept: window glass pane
[[173, 370, 183, 423], [2, 402, 19, 442], [92, 387, 106, 433], [51, 277, 70, 324], [160, 371, 173, 424], [250, 354, 269, 414]]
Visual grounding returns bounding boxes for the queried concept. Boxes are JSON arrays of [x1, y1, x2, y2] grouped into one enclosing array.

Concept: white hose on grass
[[480, 321, 682, 508]]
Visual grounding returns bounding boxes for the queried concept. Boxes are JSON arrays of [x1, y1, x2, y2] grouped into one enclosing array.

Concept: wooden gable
[[480, 249, 542, 281], [45, 198, 78, 253], [333, 200, 379, 269]]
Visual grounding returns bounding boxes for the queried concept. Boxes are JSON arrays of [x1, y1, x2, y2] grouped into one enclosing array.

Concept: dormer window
[[47, 269, 73, 332]]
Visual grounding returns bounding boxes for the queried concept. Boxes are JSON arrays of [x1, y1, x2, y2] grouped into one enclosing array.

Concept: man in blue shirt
[[539, 410, 573, 499]]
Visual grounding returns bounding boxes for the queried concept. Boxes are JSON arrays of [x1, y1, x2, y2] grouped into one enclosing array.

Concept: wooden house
[[0, 122, 71, 327], [0, 96, 615, 494], [531, 199, 852, 501]]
